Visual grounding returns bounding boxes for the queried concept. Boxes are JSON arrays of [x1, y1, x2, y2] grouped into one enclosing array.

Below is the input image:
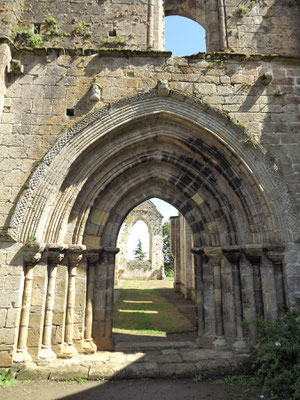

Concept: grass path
[[113, 280, 195, 336]]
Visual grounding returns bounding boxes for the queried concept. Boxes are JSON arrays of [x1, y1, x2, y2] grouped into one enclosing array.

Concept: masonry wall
[[0, 0, 300, 368], [1, 51, 300, 232]]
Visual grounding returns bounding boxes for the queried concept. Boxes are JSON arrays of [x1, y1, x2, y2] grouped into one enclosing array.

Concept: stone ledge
[[10, 349, 250, 381]]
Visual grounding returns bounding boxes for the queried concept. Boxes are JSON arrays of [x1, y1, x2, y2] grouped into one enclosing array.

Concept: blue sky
[[165, 15, 206, 56]]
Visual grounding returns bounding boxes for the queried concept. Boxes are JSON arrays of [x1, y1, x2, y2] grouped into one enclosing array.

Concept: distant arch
[[116, 200, 164, 281]]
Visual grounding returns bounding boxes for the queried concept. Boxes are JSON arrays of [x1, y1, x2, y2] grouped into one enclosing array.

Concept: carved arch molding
[[10, 90, 300, 357]]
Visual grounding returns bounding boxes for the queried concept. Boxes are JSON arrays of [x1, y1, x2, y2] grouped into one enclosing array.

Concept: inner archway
[[113, 198, 197, 348]]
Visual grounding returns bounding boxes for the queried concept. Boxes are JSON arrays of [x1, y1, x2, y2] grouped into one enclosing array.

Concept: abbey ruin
[[116, 200, 164, 281], [0, 0, 299, 377]]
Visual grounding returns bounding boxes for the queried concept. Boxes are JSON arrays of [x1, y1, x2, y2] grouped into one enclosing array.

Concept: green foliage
[[133, 239, 146, 260], [192, 373, 208, 382], [0, 369, 16, 388], [250, 304, 300, 400], [44, 15, 64, 37], [236, 0, 268, 18], [99, 35, 127, 48], [162, 221, 174, 277], [236, 4, 250, 17], [75, 377, 87, 384], [240, 133, 260, 148], [11, 26, 43, 48], [72, 21, 92, 37]]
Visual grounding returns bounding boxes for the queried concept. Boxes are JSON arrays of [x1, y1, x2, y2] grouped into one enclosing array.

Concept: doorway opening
[[165, 15, 206, 56], [113, 198, 197, 349]]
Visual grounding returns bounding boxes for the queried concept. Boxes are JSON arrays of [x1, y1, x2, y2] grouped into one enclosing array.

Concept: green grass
[[113, 285, 194, 336]]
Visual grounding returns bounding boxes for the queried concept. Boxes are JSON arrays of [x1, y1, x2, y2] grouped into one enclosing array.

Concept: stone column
[[267, 246, 286, 320], [223, 247, 246, 351], [83, 249, 101, 354], [60, 244, 85, 358], [13, 243, 44, 364], [38, 244, 66, 363], [184, 220, 193, 300], [201, 249, 216, 343], [240, 251, 257, 342], [192, 248, 205, 337], [261, 247, 278, 321], [244, 246, 264, 317], [147, 0, 154, 49], [170, 216, 181, 293], [221, 249, 236, 342], [204, 247, 226, 348], [93, 247, 119, 351]]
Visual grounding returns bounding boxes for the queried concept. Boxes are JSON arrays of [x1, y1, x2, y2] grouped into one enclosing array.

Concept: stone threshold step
[[114, 340, 199, 351]]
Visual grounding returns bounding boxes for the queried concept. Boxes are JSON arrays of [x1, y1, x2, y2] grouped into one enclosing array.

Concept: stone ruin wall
[[170, 215, 195, 301], [0, 0, 299, 367], [116, 200, 164, 281]]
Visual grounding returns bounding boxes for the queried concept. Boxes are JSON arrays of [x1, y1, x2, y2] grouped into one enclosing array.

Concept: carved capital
[[101, 247, 119, 265], [23, 243, 45, 267], [243, 244, 263, 264], [191, 247, 204, 255], [46, 243, 67, 266], [87, 248, 103, 266], [68, 244, 86, 267], [267, 245, 285, 265], [204, 247, 223, 266], [223, 246, 242, 264]]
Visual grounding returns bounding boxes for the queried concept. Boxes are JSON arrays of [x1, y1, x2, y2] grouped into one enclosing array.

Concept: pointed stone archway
[[116, 200, 164, 281], [9, 89, 299, 359]]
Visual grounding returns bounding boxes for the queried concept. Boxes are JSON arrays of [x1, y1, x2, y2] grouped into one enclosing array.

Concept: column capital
[[46, 243, 67, 266], [191, 247, 204, 255], [23, 243, 45, 266], [101, 247, 120, 264], [68, 244, 86, 267], [242, 244, 263, 263], [222, 246, 242, 264], [87, 247, 103, 265], [203, 247, 223, 265], [266, 245, 285, 265]]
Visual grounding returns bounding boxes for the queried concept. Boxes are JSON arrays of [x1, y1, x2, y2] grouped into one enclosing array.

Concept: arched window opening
[[165, 15, 206, 56], [128, 220, 149, 261]]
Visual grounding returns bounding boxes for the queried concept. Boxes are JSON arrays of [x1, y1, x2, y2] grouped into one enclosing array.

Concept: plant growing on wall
[[43, 15, 64, 37], [11, 26, 43, 48], [133, 239, 146, 260]]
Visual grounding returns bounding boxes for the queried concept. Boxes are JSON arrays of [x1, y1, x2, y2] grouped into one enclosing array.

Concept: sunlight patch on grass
[[113, 328, 167, 336], [118, 309, 158, 314], [123, 300, 153, 304], [113, 284, 195, 336]]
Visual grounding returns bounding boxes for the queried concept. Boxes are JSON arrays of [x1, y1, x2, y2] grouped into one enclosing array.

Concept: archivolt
[[9, 90, 299, 246]]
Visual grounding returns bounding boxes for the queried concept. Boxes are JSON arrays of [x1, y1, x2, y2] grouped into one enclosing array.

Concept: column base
[[213, 336, 227, 348], [12, 348, 32, 364], [58, 343, 78, 359], [94, 337, 114, 351], [37, 345, 57, 364], [82, 339, 97, 354], [232, 339, 248, 352]]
